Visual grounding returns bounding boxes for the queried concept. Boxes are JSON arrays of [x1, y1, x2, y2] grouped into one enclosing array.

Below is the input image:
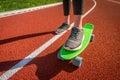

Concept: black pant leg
[[72, 0, 84, 15], [63, 0, 70, 16]]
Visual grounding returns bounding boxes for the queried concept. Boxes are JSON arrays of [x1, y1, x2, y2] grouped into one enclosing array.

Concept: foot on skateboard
[[57, 23, 95, 67]]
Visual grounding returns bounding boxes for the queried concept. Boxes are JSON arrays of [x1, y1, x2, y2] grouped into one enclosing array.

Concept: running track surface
[[0, 0, 120, 80]]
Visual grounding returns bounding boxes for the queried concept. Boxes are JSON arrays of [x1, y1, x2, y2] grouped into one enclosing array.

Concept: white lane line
[[0, 0, 97, 80], [107, 0, 120, 4], [82, 0, 97, 18], [0, 2, 62, 18], [0, 23, 73, 80]]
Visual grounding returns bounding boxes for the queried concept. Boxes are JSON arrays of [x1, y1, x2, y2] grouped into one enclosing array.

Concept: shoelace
[[70, 28, 80, 40]]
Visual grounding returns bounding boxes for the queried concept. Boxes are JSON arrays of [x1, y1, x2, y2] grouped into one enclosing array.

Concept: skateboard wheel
[[90, 34, 95, 42], [72, 56, 82, 67], [57, 52, 64, 61]]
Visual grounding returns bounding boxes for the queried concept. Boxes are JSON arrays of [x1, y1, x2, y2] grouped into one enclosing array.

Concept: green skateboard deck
[[59, 23, 94, 60]]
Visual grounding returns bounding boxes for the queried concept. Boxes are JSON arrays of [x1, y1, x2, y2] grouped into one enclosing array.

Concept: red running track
[[0, 0, 120, 80]]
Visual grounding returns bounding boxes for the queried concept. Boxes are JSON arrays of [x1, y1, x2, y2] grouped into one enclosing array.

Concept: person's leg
[[64, 0, 84, 50], [73, 0, 84, 29], [64, 15, 70, 25], [56, 0, 71, 34], [74, 15, 82, 29], [63, 0, 70, 24]]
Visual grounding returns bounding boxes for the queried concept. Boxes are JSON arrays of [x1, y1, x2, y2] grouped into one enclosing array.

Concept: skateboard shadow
[[34, 49, 78, 80], [0, 49, 78, 79], [0, 31, 56, 45]]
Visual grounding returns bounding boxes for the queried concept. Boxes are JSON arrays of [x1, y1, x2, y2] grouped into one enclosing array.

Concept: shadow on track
[[0, 49, 78, 79], [0, 31, 56, 45]]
